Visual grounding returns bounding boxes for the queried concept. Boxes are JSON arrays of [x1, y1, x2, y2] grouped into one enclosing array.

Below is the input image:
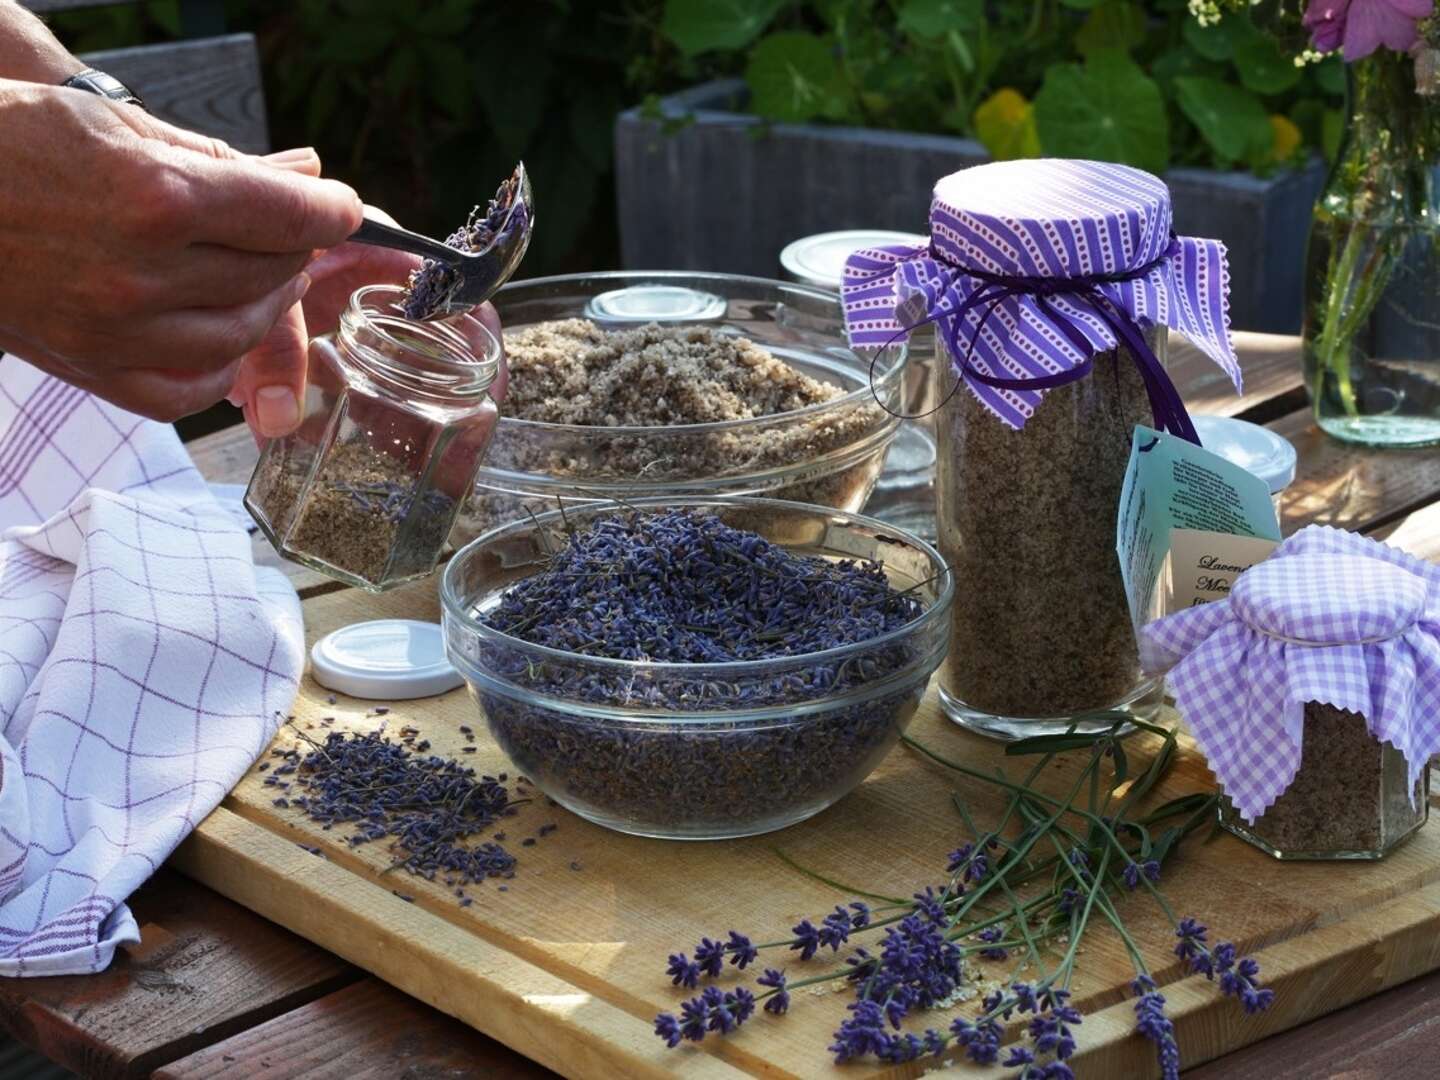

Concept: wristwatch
[[61, 68, 147, 111]]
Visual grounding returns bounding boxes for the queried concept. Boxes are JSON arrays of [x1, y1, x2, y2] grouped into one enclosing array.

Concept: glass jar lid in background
[[1192, 415, 1298, 496], [779, 230, 929, 291]]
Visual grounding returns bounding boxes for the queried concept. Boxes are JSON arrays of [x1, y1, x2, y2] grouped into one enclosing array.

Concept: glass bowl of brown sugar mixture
[[448, 272, 907, 544]]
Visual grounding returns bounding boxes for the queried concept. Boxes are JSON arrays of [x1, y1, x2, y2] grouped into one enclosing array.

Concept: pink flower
[[1303, 0, 1433, 61]]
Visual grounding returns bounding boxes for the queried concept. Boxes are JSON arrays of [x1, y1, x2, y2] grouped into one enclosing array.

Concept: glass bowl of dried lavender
[[440, 496, 952, 840], [449, 271, 907, 544]]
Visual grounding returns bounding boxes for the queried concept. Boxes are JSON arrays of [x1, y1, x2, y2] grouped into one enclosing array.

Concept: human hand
[[0, 80, 363, 421], [229, 208, 507, 440]]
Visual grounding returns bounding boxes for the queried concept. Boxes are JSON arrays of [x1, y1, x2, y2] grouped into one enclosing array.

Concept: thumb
[[230, 287, 311, 440]]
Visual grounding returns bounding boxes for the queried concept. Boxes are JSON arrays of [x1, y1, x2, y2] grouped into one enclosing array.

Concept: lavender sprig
[[649, 716, 1275, 1069]]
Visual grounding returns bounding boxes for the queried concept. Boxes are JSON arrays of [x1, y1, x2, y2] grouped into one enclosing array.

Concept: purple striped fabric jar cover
[[839, 158, 1242, 429], [1141, 526, 1440, 823]]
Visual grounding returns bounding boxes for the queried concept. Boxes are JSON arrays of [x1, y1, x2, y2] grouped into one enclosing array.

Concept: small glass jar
[[246, 285, 501, 591], [1220, 703, 1429, 859]]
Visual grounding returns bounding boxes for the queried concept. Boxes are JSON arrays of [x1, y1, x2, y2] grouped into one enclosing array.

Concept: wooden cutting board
[[172, 582, 1440, 1079]]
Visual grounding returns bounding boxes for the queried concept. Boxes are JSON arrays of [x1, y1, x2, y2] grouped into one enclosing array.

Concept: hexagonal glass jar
[[245, 285, 501, 591], [1219, 703, 1430, 860]]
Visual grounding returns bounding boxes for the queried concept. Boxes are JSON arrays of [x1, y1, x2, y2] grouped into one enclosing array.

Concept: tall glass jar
[[246, 285, 501, 591], [935, 333, 1166, 739], [1303, 47, 1440, 447]]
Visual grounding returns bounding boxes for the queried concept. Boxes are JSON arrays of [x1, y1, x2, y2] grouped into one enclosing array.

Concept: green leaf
[[1227, 17, 1301, 94], [383, 46, 418, 101], [1313, 53, 1347, 96], [419, 0, 478, 36], [569, 87, 620, 172], [661, 0, 788, 56], [473, 45, 553, 156], [1289, 98, 1326, 148], [745, 32, 845, 122], [1173, 75, 1271, 164], [1322, 106, 1345, 161], [1033, 50, 1168, 173], [145, 0, 181, 37], [1149, 44, 1224, 93], [419, 39, 474, 122], [306, 68, 341, 141], [1074, 0, 1146, 56], [973, 88, 1041, 160], [317, 21, 394, 65], [896, 0, 982, 38], [1058, 0, 1101, 10], [1182, 16, 1232, 61]]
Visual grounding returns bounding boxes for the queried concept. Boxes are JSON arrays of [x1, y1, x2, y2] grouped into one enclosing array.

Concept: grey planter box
[[615, 79, 1325, 333]]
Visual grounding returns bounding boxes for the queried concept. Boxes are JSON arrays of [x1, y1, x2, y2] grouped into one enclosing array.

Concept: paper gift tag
[[1116, 425, 1282, 632]]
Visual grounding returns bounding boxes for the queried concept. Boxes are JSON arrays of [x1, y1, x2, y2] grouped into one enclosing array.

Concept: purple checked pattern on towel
[[1140, 525, 1440, 823], [839, 159, 1240, 431], [0, 357, 303, 976]]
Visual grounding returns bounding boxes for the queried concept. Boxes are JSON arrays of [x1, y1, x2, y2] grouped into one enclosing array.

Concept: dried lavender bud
[[287, 729, 518, 886], [475, 509, 928, 834], [402, 169, 523, 320]]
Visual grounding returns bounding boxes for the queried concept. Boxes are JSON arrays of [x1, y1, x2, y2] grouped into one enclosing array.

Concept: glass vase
[[1302, 48, 1440, 447]]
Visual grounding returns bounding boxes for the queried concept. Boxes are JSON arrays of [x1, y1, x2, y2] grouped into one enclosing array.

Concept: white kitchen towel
[[0, 359, 303, 975]]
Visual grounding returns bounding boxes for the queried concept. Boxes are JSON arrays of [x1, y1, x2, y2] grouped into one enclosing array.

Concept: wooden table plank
[[1170, 330, 1303, 420], [152, 979, 559, 1080], [0, 871, 357, 1079], [1274, 407, 1440, 536], [1184, 967, 1440, 1080]]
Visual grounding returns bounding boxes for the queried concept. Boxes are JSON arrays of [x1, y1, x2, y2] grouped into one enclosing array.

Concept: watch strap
[[61, 68, 147, 111]]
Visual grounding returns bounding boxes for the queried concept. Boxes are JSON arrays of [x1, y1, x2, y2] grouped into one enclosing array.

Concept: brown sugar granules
[[501, 319, 844, 424], [936, 335, 1160, 720], [455, 320, 890, 538], [1221, 704, 1428, 857], [251, 439, 455, 586]]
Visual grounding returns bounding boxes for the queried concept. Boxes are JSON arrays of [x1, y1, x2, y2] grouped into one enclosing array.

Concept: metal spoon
[[347, 162, 534, 319]]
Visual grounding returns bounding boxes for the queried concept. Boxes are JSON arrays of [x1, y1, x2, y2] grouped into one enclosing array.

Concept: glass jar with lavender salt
[[245, 284, 501, 591], [842, 160, 1241, 738], [1141, 528, 1437, 860]]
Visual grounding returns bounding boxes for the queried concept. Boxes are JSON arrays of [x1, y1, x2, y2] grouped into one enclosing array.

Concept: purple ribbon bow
[[841, 159, 1241, 434]]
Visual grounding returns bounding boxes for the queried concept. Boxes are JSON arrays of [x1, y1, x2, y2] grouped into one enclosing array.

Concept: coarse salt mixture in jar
[[1142, 525, 1438, 860], [246, 284, 501, 591], [842, 159, 1241, 739]]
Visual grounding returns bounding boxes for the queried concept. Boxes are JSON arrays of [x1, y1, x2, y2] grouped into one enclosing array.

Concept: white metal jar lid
[[310, 619, 464, 701], [779, 230, 928, 291], [584, 284, 728, 322], [1191, 414, 1297, 495]]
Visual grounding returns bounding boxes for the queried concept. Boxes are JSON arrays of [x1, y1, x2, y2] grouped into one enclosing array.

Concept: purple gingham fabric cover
[[840, 158, 1241, 429], [0, 358, 303, 975], [1140, 525, 1440, 823]]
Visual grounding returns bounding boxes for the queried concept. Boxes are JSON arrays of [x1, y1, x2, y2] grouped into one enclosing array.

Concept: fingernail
[[265, 147, 318, 164], [288, 272, 312, 304], [254, 386, 301, 438]]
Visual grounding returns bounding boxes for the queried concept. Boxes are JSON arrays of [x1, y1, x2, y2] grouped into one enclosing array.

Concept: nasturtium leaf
[[1173, 76, 1272, 165], [897, 0, 982, 38], [745, 32, 846, 122], [1289, 98, 1326, 148], [1075, 0, 1146, 56], [1033, 50, 1169, 174], [662, 0, 788, 56], [1228, 17, 1302, 94], [973, 88, 1041, 160], [1313, 53, 1347, 96], [1268, 114, 1303, 162], [1322, 107, 1344, 161], [1182, 16, 1232, 61]]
